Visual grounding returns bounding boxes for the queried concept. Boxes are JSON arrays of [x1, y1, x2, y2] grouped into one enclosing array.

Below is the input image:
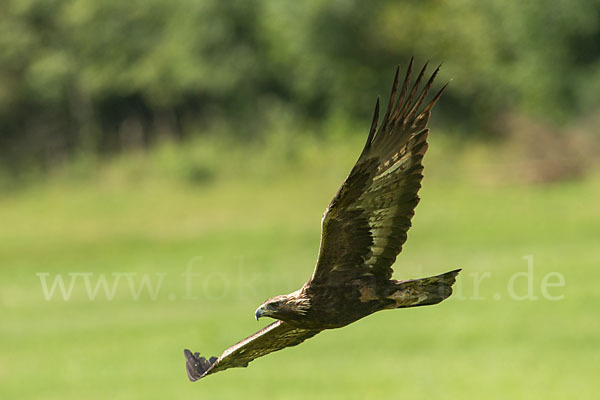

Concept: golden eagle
[[185, 60, 460, 381]]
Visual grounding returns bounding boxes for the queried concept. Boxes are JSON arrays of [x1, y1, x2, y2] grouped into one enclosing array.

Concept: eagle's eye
[[270, 300, 283, 308]]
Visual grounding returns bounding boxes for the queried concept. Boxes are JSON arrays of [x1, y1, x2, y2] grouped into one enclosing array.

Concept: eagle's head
[[255, 291, 310, 320]]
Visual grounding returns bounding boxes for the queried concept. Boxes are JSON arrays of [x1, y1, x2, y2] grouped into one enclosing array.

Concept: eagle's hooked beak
[[254, 305, 266, 320]]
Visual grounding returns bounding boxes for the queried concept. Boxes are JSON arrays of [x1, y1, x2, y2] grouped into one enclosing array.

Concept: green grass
[[1, 134, 598, 399]]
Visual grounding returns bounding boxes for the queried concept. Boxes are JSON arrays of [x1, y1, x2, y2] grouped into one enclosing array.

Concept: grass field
[[1, 133, 598, 399]]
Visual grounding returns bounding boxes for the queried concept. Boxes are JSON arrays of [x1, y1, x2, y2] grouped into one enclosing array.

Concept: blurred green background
[[1, 0, 599, 399]]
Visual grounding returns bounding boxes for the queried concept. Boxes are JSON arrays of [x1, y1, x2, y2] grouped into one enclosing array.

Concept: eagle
[[185, 59, 461, 381]]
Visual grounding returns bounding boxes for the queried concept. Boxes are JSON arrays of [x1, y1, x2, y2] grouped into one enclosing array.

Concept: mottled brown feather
[[185, 321, 320, 381], [311, 63, 445, 284]]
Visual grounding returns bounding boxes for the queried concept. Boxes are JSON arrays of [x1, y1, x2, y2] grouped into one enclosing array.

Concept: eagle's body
[[264, 271, 458, 330], [185, 60, 461, 381]]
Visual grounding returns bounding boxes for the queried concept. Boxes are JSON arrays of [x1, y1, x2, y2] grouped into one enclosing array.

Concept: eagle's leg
[[384, 269, 461, 309], [184, 349, 217, 381]]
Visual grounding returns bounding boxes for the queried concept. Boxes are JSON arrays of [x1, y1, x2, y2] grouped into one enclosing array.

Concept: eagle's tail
[[386, 269, 461, 309]]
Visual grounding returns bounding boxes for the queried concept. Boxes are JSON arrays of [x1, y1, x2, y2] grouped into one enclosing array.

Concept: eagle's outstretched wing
[[185, 321, 321, 381], [310, 60, 446, 285]]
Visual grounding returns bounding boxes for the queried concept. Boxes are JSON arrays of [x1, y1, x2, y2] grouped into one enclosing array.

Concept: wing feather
[[185, 321, 320, 381], [310, 62, 446, 285]]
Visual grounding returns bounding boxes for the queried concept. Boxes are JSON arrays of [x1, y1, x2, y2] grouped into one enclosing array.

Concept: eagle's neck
[[285, 289, 311, 315]]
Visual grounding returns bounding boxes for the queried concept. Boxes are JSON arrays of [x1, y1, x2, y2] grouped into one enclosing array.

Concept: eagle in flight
[[185, 59, 461, 381]]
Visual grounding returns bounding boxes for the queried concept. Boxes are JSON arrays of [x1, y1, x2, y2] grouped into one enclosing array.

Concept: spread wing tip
[[184, 349, 218, 382], [367, 59, 446, 147]]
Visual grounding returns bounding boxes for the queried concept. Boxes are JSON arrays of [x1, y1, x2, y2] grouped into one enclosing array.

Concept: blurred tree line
[[1, 0, 599, 172]]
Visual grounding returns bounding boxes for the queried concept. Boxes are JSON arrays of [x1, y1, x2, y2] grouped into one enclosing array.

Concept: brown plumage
[[185, 60, 460, 381]]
